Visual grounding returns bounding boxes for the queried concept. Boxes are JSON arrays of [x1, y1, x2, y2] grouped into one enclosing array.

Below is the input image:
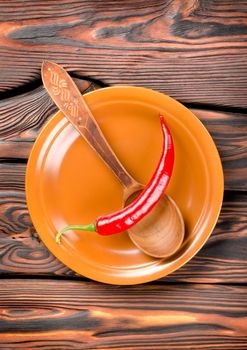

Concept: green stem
[[55, 223, 96, 245]]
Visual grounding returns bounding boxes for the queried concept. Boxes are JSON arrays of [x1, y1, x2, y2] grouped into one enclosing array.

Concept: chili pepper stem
[[55, 223, 96, 245]]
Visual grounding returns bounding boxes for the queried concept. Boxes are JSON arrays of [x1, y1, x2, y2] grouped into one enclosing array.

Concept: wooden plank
[[0, 163, 246, 282], [0, 87, 246, 190], [0, 0, 247, 107], [0, 81, 99, 159], [0, 79, 98, 141], [192, 109, 247, 192], [169, 191, 247, 283], [0, 280, 246, 349]]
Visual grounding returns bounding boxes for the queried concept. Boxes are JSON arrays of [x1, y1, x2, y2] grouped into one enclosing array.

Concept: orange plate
[[26, 86, 224, 285]]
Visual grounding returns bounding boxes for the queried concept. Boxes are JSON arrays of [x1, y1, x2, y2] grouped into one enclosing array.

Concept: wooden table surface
[[0, 1, 247, 349]]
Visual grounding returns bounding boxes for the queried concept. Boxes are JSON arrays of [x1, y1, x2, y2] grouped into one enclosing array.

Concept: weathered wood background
[[0, 280, 247, 349], [0, 0, 247, 348]]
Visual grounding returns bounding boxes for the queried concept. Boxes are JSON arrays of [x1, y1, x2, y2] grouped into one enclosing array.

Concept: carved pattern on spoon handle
[[49, 70, 79, 120]]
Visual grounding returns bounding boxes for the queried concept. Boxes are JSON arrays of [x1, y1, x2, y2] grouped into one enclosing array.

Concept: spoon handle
[[41, 61, 140, 191]]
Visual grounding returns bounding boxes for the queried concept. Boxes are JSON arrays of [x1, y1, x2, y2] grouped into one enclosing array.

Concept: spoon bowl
[[41, 61, 185, 258], [129, 195, 184, 258]]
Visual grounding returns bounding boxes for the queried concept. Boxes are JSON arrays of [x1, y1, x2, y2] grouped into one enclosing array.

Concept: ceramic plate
[[26, 86, 224, 284]]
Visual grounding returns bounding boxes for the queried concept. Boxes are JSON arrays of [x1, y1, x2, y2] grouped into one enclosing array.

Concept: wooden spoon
[[41, 61, 185, 258]]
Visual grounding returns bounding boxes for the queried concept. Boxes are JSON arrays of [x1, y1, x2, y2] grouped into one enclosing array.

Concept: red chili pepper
[[55, 115, 174, 244]]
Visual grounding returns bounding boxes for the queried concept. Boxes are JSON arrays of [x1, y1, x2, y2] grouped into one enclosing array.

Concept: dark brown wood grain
[[192, 108, 247, 192], [0, 279, 246, 349], [0, 162, 246, 282], [0, 79, 100, 161], [0, 0, 247, 107], [0, 79, 99, 140]]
